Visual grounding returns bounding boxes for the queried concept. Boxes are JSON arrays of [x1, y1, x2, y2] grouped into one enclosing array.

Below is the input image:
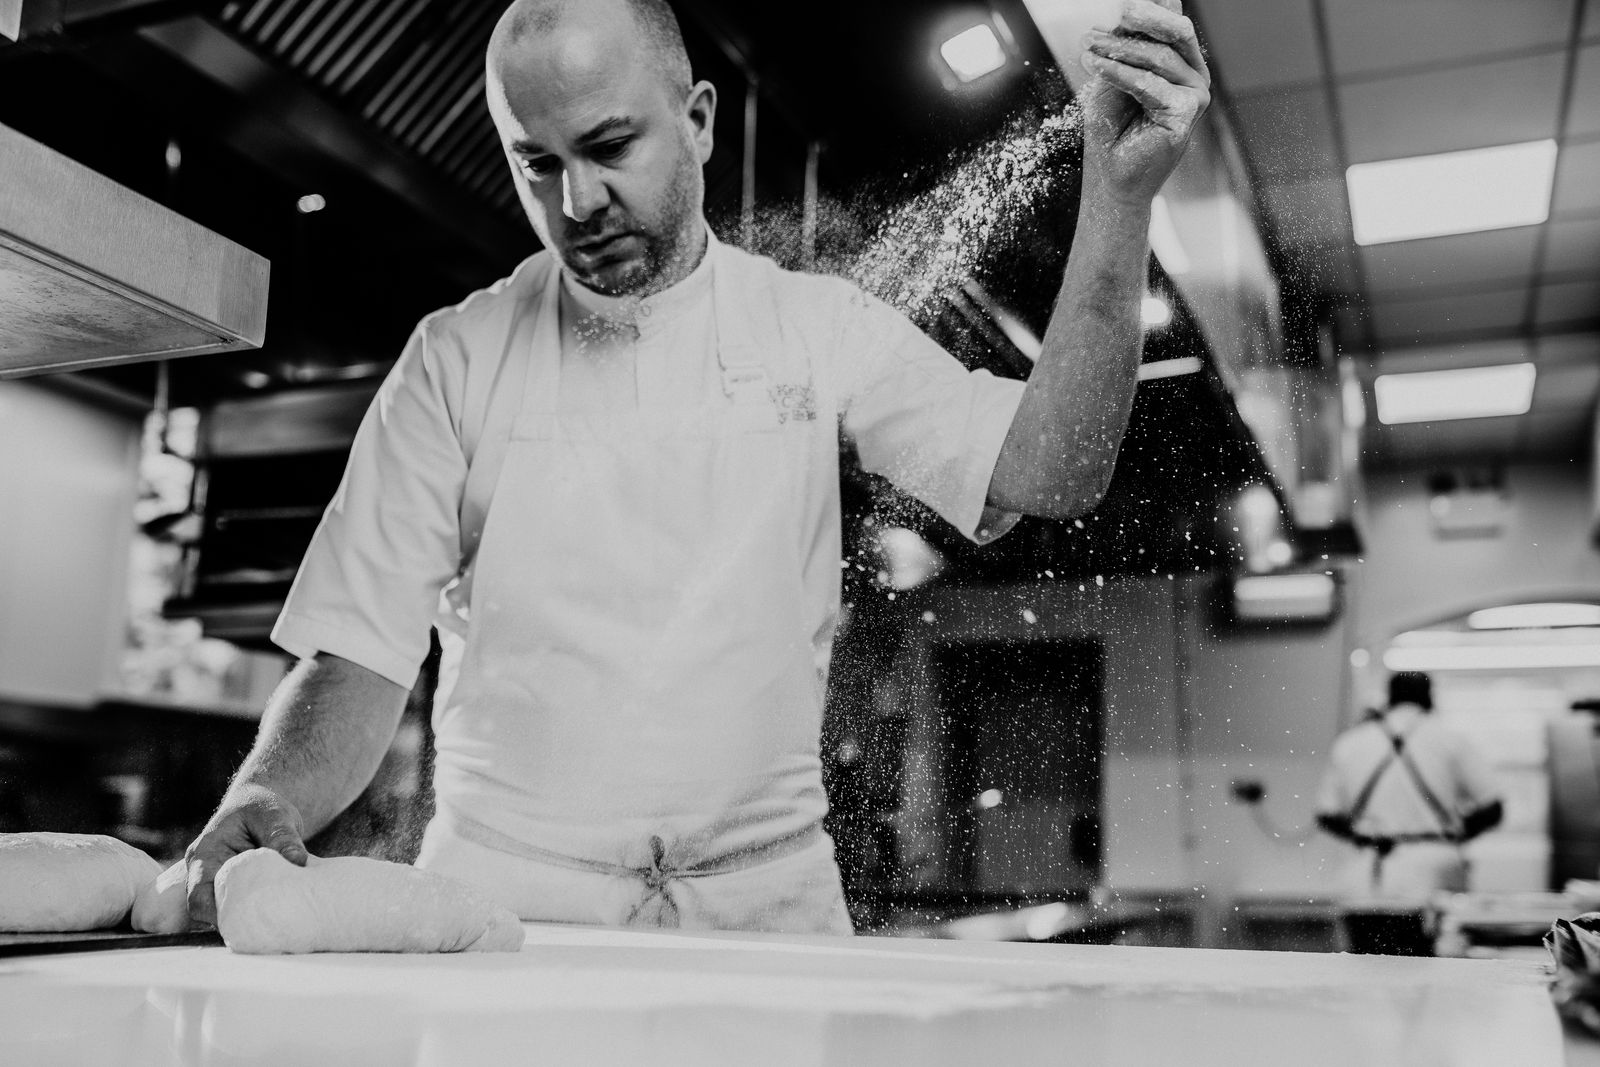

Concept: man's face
[[488, 26, 715, 296]]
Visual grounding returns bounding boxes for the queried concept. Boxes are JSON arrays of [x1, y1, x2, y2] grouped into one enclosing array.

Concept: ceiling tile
[[1516, 409, 1593, 454], [1323, 0, 1574, 80], [1530, 352, 1600, 411], [1193, 0, 1321, 93], [1231, 86, 1341, 181], [1359, 227, 1542, 297], [1520, 407, 1591, 456], [1369, 417, 1523, 466], [1259, 175, 1352, 247], [1552, 138, 1600, 217], [1535, 277, 1600, 327], [1569, 45, 1600, 140], [1370, 285, 1529, 345], [1543, 217, 1600, 277], [1372, 338, 1533, 375], [1534, 330, 1600, 363], [1338, 54, 1566, 164]]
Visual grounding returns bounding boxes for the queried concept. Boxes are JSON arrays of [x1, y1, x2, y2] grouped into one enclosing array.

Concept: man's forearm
[[224, 652, 410, 838], [987, 184, 1151, 519]]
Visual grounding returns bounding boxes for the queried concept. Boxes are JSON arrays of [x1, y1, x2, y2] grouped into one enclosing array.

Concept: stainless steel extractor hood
[[0, 121, 269, 379]]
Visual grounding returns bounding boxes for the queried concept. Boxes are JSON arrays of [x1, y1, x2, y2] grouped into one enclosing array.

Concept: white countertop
[[0, 924, 1563, 1066]]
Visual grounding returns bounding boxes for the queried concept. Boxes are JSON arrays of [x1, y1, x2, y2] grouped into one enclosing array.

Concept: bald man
[[184, 0, 1210, 934]]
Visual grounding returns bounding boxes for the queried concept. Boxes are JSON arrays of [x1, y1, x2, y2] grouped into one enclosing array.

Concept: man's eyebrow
[[576, 116, 635, 145], [510, 117, 636, 156]]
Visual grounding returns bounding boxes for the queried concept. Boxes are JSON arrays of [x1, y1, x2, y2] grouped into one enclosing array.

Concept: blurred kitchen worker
[[1316, 672, 1504, 897], [184, 0, 1212, 934]]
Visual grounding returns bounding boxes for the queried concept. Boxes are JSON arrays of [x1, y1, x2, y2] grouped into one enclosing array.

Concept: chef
[[1316, 672, 1504, 897], [184, 0, 1211, 934]]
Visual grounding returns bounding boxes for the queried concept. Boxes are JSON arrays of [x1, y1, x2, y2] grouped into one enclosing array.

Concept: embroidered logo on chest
[[769, 383, 818, 424]]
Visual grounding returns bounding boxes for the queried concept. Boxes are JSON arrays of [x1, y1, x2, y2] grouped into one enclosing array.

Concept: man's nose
[[561, 165, 610, 222]]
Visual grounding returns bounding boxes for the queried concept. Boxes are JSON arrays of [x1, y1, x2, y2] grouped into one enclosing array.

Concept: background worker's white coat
[[1316, 705, 1502, 898], [274, 233, 1026, 929]]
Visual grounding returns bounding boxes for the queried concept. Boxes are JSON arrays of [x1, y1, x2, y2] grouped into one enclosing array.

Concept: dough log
[[0, 832, 162, 932], [214, 848, 525, 955]]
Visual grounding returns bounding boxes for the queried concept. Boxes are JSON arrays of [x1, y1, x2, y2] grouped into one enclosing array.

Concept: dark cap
[[1388, 671, 1433, 711]]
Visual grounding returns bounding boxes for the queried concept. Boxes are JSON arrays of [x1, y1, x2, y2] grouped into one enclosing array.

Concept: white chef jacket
[[273, 229, 1026, 697], [1315, 705, 1501, 841]]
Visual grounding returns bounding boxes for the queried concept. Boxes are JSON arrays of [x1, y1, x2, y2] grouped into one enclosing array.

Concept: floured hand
[[215, 848, 525, 955], [0, 832, 162, 932]]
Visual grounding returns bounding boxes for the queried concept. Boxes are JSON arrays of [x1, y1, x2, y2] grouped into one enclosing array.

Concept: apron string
[[436, 804, 823, 881]]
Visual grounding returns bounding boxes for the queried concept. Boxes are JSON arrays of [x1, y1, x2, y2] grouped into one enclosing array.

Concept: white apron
[[415, 253, 852, 936]]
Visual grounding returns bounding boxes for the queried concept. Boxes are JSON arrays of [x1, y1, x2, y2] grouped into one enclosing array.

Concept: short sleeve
[[833, 285, 1026, 544], [271, 323, 467, 690]]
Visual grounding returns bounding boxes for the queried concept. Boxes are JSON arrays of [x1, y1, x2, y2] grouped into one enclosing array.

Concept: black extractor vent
[[216, 0, 520, 216]]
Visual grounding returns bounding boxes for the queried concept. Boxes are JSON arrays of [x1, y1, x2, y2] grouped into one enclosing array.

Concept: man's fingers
[[243, 805, 309, 866], [184, 849, 226, 926], [1083, 52, 1199, 127], [1085, 29, 1207, 91], [1115, 0, 1210, 88]]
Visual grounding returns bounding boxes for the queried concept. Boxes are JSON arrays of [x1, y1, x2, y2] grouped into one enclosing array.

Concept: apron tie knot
[[641, 834, 674, 892]]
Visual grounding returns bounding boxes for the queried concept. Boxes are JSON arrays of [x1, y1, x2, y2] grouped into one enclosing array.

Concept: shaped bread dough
[[131, 860, 195, 934], [0, 832, 162, 932], [215, 848, 525, 954]]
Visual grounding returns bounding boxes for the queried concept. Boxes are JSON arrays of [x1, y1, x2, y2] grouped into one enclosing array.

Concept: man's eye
[[593, 139, 632, 162], [519, 157, 557, 179]]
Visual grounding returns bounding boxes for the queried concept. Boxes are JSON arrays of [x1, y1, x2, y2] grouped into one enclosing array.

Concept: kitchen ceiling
[[12, 0, 1577, 475], [1194, 0, 1600, 468]]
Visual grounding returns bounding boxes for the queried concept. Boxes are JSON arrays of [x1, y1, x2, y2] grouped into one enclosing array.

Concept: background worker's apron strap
[[1345, 720, 1463, 896], [1376, 718, 1461, 840], [1345, 732, 1401, 831]]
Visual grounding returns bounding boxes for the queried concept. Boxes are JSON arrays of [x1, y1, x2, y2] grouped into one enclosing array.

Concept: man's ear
[[686, 80, 717, 164]]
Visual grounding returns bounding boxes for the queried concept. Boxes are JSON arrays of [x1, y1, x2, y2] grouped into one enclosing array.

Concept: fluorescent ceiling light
[[1236, 573, 1333, 604], [1373, 363, 1535, 425], [1468, 603, 1600, 630], [1388, 627, 1600, 648], [1137, 356, 1202, 382], [939, 22, 1008, 83], [1384, 642, 1600, 672], [1149, 195, 1190, 275], [1234, 573, 1336, 623], [1347, 140, 1557, 245], [1141, 294, 1171, 328]]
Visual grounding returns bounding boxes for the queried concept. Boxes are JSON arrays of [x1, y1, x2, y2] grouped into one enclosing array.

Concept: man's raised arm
[[987, 0, 1210, 519], [183, 652, 409, 924]]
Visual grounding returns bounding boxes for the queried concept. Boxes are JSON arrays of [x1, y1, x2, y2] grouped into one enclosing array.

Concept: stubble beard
[[570, 147, 704, 299]]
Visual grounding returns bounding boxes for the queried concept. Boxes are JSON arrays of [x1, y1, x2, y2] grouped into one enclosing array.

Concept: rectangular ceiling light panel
[[939, 21, 1009, 83], [1373, 363, 1536, 424], [1347, 140, 1558, 245]]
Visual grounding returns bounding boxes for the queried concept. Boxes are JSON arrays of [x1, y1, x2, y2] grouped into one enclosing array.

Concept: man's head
[[486, 0, 715, 297], [1387, 671, 1433, 712]]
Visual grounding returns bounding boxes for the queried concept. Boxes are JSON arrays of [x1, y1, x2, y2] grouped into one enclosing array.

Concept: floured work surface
[[0, 924, 1561, 1066]]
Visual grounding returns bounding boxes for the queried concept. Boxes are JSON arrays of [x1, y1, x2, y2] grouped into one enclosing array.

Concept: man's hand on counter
[[185, 783, 309, 926]]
